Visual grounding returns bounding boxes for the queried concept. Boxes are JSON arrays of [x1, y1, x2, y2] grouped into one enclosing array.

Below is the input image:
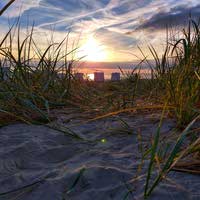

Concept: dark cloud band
[[137, 4, 200, 31]]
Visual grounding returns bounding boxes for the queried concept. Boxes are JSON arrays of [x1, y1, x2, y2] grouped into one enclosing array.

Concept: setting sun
[[79, 36, 107, 62]]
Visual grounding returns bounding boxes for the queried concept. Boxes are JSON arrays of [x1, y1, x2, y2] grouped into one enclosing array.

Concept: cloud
[[0, 0, 200, 61], [1, 0, 41, 18], [136, 4, 200, 31]]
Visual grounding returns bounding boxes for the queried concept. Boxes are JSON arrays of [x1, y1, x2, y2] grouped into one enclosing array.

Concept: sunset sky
[[0, 0, 200, 62]]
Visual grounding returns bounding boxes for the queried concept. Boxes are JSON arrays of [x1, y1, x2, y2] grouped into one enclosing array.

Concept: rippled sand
[[0, 111, 199, 200]]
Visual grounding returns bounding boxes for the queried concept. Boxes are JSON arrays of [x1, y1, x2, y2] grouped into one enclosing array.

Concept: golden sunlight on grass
[[79, 36, 108, 62]]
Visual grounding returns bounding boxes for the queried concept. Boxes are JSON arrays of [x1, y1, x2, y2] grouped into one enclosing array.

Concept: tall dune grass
[[143, 18, 200, 198], [141, 19, 200, 127], [144, 114, 199, 198], [0, 21, 83, 124], [1, 19, 199, 126]]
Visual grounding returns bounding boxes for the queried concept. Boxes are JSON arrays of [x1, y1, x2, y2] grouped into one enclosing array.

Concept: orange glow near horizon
[[78, 36, 108, 62]]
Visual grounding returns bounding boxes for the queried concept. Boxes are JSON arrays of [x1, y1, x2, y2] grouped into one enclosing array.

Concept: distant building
[[111, 72, 120, 81], [57, 73, 65, 79], [94, 72, 104, 82], [74, 73, 84, 81], [0, 67, 10, 80]]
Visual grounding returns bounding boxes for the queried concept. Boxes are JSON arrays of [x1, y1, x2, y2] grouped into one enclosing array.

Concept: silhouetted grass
[[140, 18, 200, 127], [0, 21, 85, 124], [142, 18, 200, 198]]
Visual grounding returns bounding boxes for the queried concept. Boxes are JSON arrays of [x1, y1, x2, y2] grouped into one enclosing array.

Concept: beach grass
[[0, 21, 84, 124], [145, 19, 200, 127], [142, 18, 200, 198], [144, 113, 199, 198], [0, 16, 199, 199], [0, 20, 200, 125]]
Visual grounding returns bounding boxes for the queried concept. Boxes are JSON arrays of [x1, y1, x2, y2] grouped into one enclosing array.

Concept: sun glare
[[79, 36, 107, 62]]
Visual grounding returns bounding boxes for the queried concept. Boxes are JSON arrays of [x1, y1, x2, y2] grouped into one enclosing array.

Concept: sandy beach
[[0, 110, 199, 200]]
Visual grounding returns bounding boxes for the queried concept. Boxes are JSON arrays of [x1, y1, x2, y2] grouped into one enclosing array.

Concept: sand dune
[[0, 112, 199, 200]]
